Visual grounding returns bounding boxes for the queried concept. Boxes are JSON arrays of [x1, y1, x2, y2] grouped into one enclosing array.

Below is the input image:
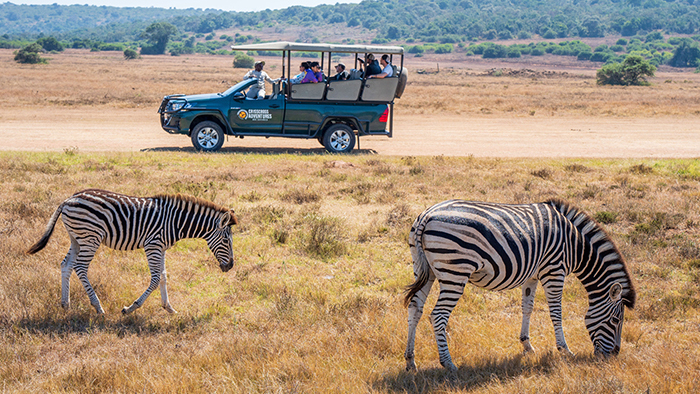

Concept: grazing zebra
[[404, 199, 636, 371], [26, 189, 237, 315]]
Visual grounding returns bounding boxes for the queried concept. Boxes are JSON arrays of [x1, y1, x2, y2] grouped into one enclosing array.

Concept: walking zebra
[[404, 199, 636, 371], [26, 189, 237, 315]]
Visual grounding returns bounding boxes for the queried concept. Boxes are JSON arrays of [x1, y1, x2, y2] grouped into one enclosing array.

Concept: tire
[[322, 124, 356, 154], [191, 121, 225, 152]]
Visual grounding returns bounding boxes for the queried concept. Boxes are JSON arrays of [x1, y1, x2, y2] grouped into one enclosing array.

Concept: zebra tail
[[26, 202, 64, 255], [403, 219, 431, 307]]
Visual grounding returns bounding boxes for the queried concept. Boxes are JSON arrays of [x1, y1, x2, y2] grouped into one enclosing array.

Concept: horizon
[[9, 0, 363, 12]]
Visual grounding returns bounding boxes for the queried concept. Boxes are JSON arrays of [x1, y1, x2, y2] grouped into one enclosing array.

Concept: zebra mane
[[155, 193, 238, 225], [546, 199, 636, 309]]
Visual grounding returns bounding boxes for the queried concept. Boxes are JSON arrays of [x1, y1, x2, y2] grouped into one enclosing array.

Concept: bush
[[530, 48, 545, 56], [36, 36, 63, 52], [123, 48, 139, 60], [577, 51, 592, 60], [611, 45, 625, 52], [408, 45, 424, 54], [233, 53, 255, 68], [669, 39, 700, 68], [482, 44, 507, 58], [596, 55, 656, 86], [506, 49, 521, 58], [434, 44, 453, 54], [14, 43, 46, 64]]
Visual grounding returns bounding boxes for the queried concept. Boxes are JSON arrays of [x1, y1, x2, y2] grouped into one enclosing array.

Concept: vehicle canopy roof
[[230, 41, 404, 55]]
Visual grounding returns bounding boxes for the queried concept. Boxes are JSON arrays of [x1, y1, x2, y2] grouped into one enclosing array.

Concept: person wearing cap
[[368, 54, 394, 79], [242, 60, 281, 99], [329, 63, 350, 81], [362, 54, 382, 78]]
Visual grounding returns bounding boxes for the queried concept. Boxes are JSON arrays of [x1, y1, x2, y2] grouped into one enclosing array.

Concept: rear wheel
[[191, 121, 225, 152], [323, 124, 355, 154]]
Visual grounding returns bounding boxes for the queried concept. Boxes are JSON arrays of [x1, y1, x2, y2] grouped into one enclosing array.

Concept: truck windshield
[[220, 80, 256, 96]]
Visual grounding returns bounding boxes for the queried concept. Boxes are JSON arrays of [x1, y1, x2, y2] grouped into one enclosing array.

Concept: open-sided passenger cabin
[[230, 42, 406, 134]]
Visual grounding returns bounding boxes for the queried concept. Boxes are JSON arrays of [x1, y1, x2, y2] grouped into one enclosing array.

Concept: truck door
[[228, 94, 284, 135]]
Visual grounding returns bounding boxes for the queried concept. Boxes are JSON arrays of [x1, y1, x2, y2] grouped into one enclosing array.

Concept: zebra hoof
[[441, 360, 458, 372], [163, 305, 178, 314], [121, 306, 131, 315]]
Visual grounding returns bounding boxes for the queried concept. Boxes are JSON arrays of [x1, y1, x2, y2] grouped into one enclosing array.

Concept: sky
[[13, 0, 362, 12]]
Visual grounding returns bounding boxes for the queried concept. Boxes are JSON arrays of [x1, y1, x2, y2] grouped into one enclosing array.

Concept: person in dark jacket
[[363, 54, 382, 78]]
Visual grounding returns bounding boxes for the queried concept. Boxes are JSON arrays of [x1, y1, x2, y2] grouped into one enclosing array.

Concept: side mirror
[[233, 92, 245, 100]]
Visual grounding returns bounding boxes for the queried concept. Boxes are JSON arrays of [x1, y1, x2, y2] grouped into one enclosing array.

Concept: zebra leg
[[122, 247, 163, 315], [542, 274, 574, 355], [404, 274, 435, 372], [430, 280, 467, 371], [519, 277, 538, 354], [159, 267, 177, 314], [60, 235, 79, 310], [73, 237, 105, 314]]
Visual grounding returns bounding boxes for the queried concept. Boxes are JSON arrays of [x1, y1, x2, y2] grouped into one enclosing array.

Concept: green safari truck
[[157, 42, 406, 153]]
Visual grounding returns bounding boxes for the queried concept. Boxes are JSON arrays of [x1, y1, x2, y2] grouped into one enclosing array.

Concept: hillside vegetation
[[2, 0, 700, 43], [1, 152, 699, 392]]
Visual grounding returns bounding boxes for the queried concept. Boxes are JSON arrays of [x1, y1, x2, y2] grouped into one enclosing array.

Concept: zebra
[[26, 189, 237, 315], [403, 199, 636, 371]]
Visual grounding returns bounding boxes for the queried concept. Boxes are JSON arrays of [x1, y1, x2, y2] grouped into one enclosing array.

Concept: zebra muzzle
[[220, 260, 234, 272]]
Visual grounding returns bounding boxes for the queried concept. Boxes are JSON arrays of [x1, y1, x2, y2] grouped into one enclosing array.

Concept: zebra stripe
[[27, 189, 237, 315], [404, 199, 635, 371]]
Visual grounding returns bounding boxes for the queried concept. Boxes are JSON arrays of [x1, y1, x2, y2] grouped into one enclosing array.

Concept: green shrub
[[233, 53, 255, 68], [123, 48, 139, 60], [596, 55, 656, 86], [14, 43, 46, 64], [530, 48, 545, 56], [616, 38, 629, 46], [577, 51, 592, 60], [611, 45, 625, 52], [36, 36, 63, 52], [506, 49, 521, 58]]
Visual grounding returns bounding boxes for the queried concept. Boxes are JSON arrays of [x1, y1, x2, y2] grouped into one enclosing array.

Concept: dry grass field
[[1, 152, 699, 393], [0, 48, 699, 392], [2, 48, 700, 118]]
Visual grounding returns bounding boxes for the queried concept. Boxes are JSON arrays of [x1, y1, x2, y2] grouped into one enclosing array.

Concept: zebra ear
[[609, 282, 623, 302], [220, 210, 238, 227]]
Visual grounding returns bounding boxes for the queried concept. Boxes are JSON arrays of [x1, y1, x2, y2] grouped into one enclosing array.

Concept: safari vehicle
[[158, 42, 406, 153]]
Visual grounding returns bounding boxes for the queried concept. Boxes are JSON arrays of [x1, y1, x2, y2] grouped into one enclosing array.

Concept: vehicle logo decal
[[237, 109, 272, 122]]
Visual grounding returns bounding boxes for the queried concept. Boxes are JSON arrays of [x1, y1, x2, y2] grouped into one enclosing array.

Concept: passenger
[[329, 63, 350, 81], [289, 62, 310, 84], [243, 61, 280, 99], [368, 54, 394, 79], [299, 62, 318, 84], [363, 54, 382, 78], [310, 61, 325, 83]]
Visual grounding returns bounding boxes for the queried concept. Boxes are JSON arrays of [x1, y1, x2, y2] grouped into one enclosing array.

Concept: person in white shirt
[[243, 61, 280, 99], [368, 54, 394, 79]]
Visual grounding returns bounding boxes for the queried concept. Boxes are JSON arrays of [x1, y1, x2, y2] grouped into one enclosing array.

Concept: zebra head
[[204, 209, 237, 272], [585, 282, 626, 357]]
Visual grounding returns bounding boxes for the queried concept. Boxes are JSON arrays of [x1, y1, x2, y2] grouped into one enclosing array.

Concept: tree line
[[2, 0, 700, 43]]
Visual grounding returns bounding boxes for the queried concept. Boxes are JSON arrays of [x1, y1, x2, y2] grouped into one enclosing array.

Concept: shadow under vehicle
[[158, 42, 406, 153]]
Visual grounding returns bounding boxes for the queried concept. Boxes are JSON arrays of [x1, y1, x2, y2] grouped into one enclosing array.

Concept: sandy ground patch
[[1, 107, 697, 157]]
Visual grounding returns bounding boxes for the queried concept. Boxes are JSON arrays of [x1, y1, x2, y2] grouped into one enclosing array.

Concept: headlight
[[169, 101, 186, 112]]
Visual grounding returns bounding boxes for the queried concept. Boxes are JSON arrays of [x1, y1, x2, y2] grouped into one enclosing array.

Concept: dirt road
[[2, 107, 697, 157]]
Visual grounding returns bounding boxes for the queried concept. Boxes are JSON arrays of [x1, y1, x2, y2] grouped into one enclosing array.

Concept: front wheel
[[322, 124, 356, 154], [191, 121, 225, 152]]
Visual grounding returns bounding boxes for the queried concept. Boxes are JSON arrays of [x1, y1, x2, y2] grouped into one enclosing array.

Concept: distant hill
[[2, 0, 700, 43]]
